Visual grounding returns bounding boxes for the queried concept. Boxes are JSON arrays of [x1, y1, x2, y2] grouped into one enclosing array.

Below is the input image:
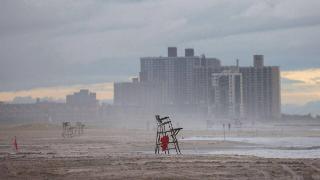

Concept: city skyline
[[0, 54, 318, 106], [114, 47, 281, 120], [0, 54, 318, 105], [1, 0, 320, 113]]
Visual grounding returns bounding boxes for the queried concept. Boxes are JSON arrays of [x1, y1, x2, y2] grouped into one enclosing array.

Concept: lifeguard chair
[[154, 115, 182, 154], [62, 122, 85, 138], [62, 122, 74, 138]]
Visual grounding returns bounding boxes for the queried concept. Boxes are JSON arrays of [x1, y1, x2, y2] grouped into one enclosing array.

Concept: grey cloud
[[1, 0, 320, 91], [281, 78, 304, 85], [0, 57, 137, 91]]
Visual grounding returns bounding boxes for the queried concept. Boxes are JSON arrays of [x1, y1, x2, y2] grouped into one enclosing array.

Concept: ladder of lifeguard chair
[[168, 119, 181, 154]]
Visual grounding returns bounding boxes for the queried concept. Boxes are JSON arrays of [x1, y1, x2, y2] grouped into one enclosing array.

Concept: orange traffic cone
[[13, 136, 18, 152]]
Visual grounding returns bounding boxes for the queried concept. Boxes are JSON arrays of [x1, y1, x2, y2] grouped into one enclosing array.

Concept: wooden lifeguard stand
[[62, 122, 85, 138], [155, 115, 182, 154], [62, 122, 74, 138]]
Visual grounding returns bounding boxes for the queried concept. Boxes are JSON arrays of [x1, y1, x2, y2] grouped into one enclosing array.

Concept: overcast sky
[[1, 0, 320, 107]]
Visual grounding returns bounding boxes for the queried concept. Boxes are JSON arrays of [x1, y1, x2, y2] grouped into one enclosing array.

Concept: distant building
[[114, 48, 281, 121], [114, 78, 164, 107], [240, 55, 281, 120], [0, 90, 116, 123], [139, 47, 221, 107], [66, 89, 98, 107], [209, 70, 243, 119]]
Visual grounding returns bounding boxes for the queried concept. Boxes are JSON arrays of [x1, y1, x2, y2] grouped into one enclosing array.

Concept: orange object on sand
[[160, 135, 169, 151], [13, 136, 18, 151]]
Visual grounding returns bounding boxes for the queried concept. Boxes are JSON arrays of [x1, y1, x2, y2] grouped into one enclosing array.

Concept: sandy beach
[[1, 122, 320, 179]]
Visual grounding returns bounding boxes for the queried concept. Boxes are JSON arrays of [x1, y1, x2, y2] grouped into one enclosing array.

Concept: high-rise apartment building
[[139, 47, 221, 107], [240, 55, 281, 120], [114, 48, 281, 121], [209, 71, 243, 119]]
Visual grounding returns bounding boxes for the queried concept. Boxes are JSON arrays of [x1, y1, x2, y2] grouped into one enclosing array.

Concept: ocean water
[[180, 136, 320, 158]]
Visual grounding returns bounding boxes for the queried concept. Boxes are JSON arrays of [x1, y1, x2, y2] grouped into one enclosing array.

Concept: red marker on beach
[[13, 136, 18, 152], [160, 135, 169, 151]]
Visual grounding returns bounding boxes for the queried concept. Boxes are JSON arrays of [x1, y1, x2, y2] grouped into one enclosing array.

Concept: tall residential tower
[[139, 47, 220, 107], [114, 48, 281, 121], [240, 55, 281, 120]]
